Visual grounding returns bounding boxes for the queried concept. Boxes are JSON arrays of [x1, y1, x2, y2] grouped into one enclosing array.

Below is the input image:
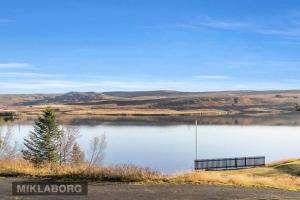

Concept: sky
[[1, 0, 300, 93]]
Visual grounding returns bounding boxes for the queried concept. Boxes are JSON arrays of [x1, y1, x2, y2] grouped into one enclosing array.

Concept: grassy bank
[[1, 159, 300, 191], [169, 159, 300, 191], [0, 160, 161, 182]]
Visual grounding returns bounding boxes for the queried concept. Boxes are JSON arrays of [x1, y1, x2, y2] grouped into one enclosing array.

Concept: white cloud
[[201, 60, 300, 70], [256, 29, 300, 37], [196, 75, 232, 80], [0, 72, 64, 78], [176, 17, 250, 31], [0, 80, 200, 93], [196, 18, 248, 30], [177, 15, 300, 39], [0, 79, 298, 94], [0, 62, 31, 69]]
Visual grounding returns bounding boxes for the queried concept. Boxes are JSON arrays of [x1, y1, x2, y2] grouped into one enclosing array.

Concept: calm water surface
[[2, 122, 300, 173]]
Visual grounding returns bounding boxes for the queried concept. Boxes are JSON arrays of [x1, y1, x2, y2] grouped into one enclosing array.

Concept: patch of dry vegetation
[[170, 159, 300, 191], [267, 158, 300, 167], [1, 159, 300, 191], [52, 108, 229, 116], [169, 169, 300, 191], [0, 160, 162, 182]]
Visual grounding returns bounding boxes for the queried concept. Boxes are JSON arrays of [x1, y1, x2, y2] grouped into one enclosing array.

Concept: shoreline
[[2, 111, 300, 126]]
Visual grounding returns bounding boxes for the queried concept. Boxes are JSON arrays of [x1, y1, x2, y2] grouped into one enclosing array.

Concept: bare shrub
[[0, 125, 19, 159], [59, 126, 80, 165], [88, 134, 107, 167]]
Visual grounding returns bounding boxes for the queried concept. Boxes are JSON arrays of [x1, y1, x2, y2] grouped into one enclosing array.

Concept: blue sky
[[1, 0, 300, 93]]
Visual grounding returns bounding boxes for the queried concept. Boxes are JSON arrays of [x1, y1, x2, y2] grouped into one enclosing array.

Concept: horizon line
[[1, 89, 300, 95]]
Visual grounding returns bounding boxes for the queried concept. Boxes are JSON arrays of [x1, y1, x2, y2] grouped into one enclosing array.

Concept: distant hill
[[1, 90, 300, 114], [50, 92, 106, 103], [2, 90, 300, 122], [15, 92, 106, 106], [103, 90, 188, 98]]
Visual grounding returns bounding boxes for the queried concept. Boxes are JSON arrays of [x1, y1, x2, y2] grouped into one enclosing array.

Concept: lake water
[[1, 122, 300, 173]]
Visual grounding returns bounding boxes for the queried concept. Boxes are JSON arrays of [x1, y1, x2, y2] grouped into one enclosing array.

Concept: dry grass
[[9, 105, 230, 117], [1, 159, 300, 191], [0, 160, 162, 182], [165, 160, 300, 191], [169, 169, 300, 191], [267, 158, 300, 167], [44, 107, 229, 116]]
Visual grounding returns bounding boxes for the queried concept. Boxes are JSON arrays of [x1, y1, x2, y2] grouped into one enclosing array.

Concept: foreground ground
[[0, 159, 300, 199], [0, 178, 299, 200], [3, 159, 300, 190]]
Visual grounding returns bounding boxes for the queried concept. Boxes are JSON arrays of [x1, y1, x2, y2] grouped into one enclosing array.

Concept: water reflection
[[4, 114, 300, 126]]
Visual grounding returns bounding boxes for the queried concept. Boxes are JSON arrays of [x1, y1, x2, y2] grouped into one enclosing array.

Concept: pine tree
[[296, 103, 300, 111], [22, 107, 61, 165], [71, 142, 85, 165]]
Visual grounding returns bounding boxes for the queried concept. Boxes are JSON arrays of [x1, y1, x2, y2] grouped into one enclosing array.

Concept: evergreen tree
[[22, 107, 61, 165], [71, 142, 85, 164], [296, 103, 300, 111]]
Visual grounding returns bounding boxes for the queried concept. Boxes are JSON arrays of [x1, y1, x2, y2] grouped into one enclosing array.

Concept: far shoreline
[[2, 111, 300, 126]]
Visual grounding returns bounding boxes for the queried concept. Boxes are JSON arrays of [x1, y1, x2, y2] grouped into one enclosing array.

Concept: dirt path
[[0, 178, 299, 200]]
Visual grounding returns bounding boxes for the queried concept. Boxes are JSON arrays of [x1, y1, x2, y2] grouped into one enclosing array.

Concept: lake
[[1, 121, 300, 173]]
